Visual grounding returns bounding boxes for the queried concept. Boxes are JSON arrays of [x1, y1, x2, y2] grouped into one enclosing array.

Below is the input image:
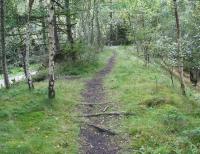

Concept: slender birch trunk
[[0, 0, 9, 88], [47, 0, 56, 99], [25, 1, 34, 90], [173, 0, 186, 95], [64, 0, 76, 61], [94, 0, 102, 50], [109, 0, 113, 46], [39, 0, 48, 54], [53, 15, 60, 54], [65, 0, 74, 46]]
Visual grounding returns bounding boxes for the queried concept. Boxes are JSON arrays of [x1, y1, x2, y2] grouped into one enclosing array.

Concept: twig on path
[[102, 106, 109, 112], [86, 123, 117, 135], [80, 112, 135, 117]]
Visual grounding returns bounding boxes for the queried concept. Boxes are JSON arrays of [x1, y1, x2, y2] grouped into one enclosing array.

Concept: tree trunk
[[86, 0, 92, 44], [94, 0, 102, 50], [0, 0, 9, 88], [90, 1, 95, 45], [64, 0, 76, 61], [39, 0, 48, 54], [47, 0, 56, 99], [53, 15, 60, 54], [109, 0, 113, 46], [173, 0, 186, 95], [25, 4, 34, 90]]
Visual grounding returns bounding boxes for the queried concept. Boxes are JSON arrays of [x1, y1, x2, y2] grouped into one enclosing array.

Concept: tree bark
[[53, 15, 60, 54], [24, 1, 34, 90], [0, 0, 10, 88], [90, 0, 95, 45], [65, 0, 74, 45], [173, 0, 186, 95], [39, 0, 48, 54], [94, 0, 102, 50], [64, 0, 76, 61], [47, 0, 56, 99], [109, 0, 113, 46]]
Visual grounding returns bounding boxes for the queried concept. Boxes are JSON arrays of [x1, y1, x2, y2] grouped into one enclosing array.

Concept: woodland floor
[[1, 46, 200, 154]]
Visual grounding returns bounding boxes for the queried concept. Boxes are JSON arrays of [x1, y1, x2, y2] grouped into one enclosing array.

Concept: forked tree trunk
[[47, 0, 56, 99], [173, 0, 186, 95], [0, 0, 9, 88], [25, 3, 34, 90]]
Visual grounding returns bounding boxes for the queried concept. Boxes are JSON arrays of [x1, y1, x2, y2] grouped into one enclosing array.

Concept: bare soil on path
[[80, 52, 120, 154]]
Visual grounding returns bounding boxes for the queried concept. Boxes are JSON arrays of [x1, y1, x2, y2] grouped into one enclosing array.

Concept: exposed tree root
[[80, 112, 135, 117], [78, 102, 112, 106], [86, 123, 117, 135]]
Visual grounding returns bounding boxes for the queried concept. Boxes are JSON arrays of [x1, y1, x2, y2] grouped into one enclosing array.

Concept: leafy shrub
[[62, 41, 98, 64]]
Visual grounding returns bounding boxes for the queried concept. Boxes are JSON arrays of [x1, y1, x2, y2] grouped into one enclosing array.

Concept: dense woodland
[[0, 0, 200, 153]]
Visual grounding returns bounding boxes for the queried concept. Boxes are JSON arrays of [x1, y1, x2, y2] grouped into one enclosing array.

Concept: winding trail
[[80, 52, 119, 154]]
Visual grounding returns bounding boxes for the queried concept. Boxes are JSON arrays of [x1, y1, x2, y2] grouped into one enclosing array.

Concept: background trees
[[0, 0, 200, 95]]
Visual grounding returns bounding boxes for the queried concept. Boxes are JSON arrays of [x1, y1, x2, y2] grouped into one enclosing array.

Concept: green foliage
[[57, 46, 112, 76], [105, 47, 200, 153]]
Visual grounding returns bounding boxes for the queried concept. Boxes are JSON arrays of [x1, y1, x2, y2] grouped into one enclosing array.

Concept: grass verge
[[105, 46, 200, 153]]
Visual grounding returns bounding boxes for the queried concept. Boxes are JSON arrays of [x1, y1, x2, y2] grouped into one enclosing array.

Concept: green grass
[[0, 80, 82, 154], [0, 48, 113, 154], [3, 46, 199, 153], [105, 46, 200, 154], [56, 48, 113, 77]]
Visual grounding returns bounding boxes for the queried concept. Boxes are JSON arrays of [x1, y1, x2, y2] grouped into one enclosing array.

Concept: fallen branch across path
[[80, 112, 135, 117], [78, 102, 112, 106], [86, 123, 117, 135]]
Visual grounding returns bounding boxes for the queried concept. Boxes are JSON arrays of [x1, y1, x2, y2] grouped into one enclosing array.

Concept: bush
[[62, 41, 98, 63]]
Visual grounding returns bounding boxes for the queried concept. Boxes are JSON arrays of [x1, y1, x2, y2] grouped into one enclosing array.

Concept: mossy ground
[[0, 80, 82, 154], [105, 46, 200, 154], [0, 48, 112, 154], [1, 46, 200, 153]]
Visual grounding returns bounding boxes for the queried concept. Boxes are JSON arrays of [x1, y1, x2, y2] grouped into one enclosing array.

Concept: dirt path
[[80, 52, 119, 154]]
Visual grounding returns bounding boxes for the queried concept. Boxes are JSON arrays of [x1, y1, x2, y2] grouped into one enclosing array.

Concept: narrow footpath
[[80, 52, 119, 154]]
